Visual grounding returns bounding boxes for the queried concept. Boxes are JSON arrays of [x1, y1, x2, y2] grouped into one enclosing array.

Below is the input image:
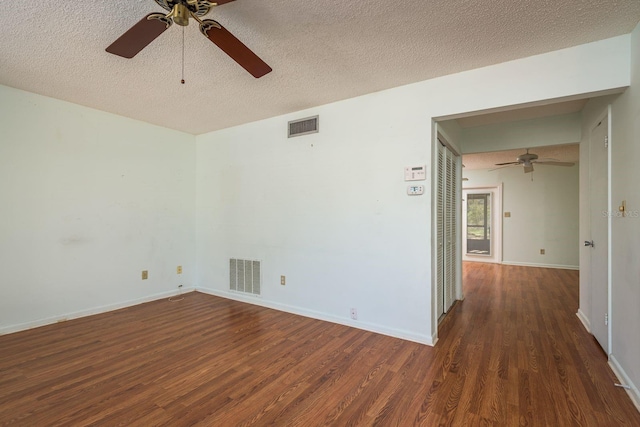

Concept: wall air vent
[[288, 115, 319, 138], [229, 258, 261, 296]]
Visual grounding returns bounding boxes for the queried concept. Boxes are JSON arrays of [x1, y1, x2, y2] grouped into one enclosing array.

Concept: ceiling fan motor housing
[[172, 3, 190, 26], [155, 0, 216, 18], [517, 152, 538, 163]]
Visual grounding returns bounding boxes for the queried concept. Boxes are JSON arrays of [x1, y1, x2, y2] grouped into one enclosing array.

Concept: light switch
[[504, 212, 511, 218]]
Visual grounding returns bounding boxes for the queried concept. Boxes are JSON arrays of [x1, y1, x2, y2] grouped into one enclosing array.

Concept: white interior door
[[589, 117, 609, 353]]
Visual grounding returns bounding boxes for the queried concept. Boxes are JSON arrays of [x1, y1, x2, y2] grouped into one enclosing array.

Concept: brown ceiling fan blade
[[106, 14, 171, 59], [494, 161, 520, 166], [534, 161, 575, 166], [201, 21, 272, 78]]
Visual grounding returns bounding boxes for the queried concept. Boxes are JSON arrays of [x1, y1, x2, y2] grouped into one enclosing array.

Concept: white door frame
[[462, 185, 503, 264], [606, 106, 613, 357]]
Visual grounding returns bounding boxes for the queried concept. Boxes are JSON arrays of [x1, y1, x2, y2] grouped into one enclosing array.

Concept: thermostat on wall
[[407, 185, 424, 195], [404, 165, 426, 181]]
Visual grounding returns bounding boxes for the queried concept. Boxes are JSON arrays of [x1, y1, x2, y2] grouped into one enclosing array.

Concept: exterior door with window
[[462, 186, 502, 264], [467, 193, 491, 255]]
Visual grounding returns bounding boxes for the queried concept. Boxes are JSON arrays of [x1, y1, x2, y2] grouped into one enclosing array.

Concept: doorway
[[462, 186, 502, 264]]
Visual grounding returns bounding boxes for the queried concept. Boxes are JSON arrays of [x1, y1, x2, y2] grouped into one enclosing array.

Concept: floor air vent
[[288, 115, 319, 138], [229, 259, 261, 295]]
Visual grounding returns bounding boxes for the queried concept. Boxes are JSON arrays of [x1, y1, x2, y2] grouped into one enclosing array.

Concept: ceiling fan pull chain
[[181, 26, 186, 84]]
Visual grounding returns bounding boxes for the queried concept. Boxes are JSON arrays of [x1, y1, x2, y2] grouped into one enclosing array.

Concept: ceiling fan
[[491, 149, 575, 173], [106, 0, 272, 78]]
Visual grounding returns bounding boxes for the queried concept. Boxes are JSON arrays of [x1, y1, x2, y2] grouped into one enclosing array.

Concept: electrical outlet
[[280, 275, 286, 286], [350, 308, 358, 320], [177, 266, 182, 274], [540, 249, 545, 255], [142, 270, 148, 280]]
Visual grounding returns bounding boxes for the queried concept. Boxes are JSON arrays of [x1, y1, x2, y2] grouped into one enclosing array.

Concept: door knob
[[584, 240, 594, 247]]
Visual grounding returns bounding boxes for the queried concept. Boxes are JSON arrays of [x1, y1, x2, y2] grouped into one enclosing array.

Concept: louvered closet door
[[444, 150, 458, 312], [436, 144, 445, 318], [437, 141, 459, 319]]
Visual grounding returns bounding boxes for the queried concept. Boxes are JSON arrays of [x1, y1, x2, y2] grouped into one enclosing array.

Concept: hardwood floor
[[1, 263, 639, 426]]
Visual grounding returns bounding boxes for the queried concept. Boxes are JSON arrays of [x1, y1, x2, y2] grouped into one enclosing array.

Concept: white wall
[[196, 96, 434, 344], [463, 165, 579, 268], [459, 113, 582, 154], [436, 119, 462, 151], [0, 85, 196, 333], [196, 35, 631, 345], [609, 21, 640, 407]]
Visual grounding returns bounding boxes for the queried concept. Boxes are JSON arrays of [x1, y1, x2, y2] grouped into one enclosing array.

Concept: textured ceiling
[[1, 1, 639, 135], [463, 144, 580, 171]]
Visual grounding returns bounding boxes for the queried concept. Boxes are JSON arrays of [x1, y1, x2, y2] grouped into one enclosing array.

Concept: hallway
[[436, 262, 638, 425]]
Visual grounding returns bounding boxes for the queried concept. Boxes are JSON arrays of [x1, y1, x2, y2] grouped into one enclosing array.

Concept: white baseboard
[[576, 309, 591, 332], [462, 258, 501, 264], [609, 355, 640, 413], [197, 287, 435, 346], [501, 261, 579, 270], [0, 287, 196, 336]]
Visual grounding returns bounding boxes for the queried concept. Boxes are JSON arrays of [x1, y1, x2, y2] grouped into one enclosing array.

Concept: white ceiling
[[1, 1, 639, 135], [463, 144, 580, 171]]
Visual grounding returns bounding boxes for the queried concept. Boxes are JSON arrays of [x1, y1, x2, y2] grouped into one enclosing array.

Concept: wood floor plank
[[1, 263, 640, 425]]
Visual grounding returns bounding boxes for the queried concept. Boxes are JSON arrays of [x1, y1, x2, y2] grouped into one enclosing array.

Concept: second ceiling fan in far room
[[490, 149, 575, 174]]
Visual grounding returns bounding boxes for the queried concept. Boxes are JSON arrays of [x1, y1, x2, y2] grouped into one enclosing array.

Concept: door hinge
[[604, 135, 609, 148], [605, 313, 608, 326]]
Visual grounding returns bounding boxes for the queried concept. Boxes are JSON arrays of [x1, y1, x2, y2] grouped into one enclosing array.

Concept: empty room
[[1, 1, 640, 425]]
